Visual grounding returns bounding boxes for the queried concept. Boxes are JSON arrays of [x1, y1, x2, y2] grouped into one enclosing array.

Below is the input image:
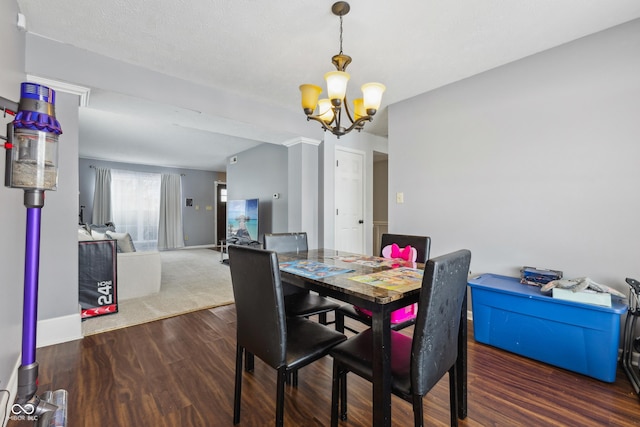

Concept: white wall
[[373, 159, 388, 222], [388, 19, 640, 292], [25, 34, 324, 144], [0, 8, 83, 419], [320, 131, 388, 253], [226, 143, 289, 241], [37, 92, 82, 326], [287, 140, 320, 249], [79, 158, 224, 246], [0, 1, 26, 419]]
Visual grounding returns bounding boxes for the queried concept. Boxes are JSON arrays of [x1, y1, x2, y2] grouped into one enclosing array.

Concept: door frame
[[214, 180, 227, 247], [334, 145, 366, 254]]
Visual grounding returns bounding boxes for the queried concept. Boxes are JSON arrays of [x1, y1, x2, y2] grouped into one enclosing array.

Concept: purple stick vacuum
[[4, 82, 68, 426]]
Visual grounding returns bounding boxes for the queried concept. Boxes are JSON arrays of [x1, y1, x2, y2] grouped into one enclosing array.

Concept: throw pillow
[[106, 232, 137, 253], [89, 223, 116, 234], [91, 230, 107, 240], [78, 227, 93, 241]]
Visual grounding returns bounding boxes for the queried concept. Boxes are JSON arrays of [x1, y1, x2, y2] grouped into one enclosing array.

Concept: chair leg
[[339, 366, 347, 420], [319, 312, 328, 324], [448, 367, 458, 427], [344, 324, 359, 334], [245, 351, 254, 372], [335, 311, 345, 333], [331, 361, 341, 427], [412, 395, 424, 427], [276, 367, 287, 427], [234, 345, 243, 424], [334, 311, 360, 334], [456, 295, 468, 419], [285, 369, 299, 387]]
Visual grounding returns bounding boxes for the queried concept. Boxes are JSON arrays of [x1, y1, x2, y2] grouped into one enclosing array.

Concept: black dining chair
[[228, 245, 347, 426], [335, 233, 431, 333], [263, 232, 340, 324], [261, 232, 341, 385], [329, 249, 471, 427]]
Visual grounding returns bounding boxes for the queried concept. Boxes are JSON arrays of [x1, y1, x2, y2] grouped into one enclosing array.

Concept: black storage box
[[79, 240, 118, 318]]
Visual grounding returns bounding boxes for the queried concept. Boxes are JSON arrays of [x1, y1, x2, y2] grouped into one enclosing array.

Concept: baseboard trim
[[1, 313, 81, 426], [36, 313, 82, 348], [179, 244, 217, 250], [1, 356, 20, 427]]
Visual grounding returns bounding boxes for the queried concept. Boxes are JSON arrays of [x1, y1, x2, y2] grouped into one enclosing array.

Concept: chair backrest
[[263, 232, 308, 253], [380, 233, 431, 263], [411, 249, 471, 395], [228, 245, 287, 369]]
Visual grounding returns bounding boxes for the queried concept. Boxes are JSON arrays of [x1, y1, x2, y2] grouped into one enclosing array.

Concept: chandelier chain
[[339, 15, 343, 55]]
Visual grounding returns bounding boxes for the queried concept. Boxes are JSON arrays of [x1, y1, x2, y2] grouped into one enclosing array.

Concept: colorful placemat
[[326, 255, 417, 268], [349, 267, 424, 291], [279, 260, 354, 280]]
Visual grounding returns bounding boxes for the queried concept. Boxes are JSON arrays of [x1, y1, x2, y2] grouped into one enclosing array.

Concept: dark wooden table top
[[277, 248, 425, 309]]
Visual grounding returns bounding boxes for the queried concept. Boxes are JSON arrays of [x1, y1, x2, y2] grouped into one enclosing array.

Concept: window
[[111, 169, 161, 251]]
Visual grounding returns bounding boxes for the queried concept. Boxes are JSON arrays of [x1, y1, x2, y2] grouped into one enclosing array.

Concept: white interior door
[[335, 147, 365, 253]]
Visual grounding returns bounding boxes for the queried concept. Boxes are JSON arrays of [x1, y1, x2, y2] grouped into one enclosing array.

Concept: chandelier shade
[[362, 82, 386, 113], [317, 99, 334, 123], [299, 2, 385, 138], [300, 84, 322, 115], [324, 71, 350, 105], [353, 98, 365, 121]]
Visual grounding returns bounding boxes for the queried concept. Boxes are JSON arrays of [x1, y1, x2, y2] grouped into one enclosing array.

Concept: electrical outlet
[[184, 235, 189, 241]]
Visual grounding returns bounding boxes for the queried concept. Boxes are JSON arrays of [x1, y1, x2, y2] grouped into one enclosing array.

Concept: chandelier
[[299, 2, 385, 138]]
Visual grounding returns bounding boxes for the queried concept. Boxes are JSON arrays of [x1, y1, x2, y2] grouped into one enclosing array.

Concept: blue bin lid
[[468, 273, 627, 314]]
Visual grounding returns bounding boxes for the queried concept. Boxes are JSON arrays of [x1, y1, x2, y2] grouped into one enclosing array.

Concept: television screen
[[226, 198, 259, 241]]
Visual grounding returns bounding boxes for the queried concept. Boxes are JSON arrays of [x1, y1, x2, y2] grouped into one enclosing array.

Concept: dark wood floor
[[9, 305, 640, 426]]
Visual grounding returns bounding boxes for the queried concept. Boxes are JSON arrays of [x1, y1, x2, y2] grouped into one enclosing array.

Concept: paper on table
[[349, 267, 423, 291], [279, 260, 354, 280]]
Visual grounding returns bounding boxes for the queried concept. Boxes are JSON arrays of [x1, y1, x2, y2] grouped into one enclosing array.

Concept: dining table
[[277, 248, 467, 427]]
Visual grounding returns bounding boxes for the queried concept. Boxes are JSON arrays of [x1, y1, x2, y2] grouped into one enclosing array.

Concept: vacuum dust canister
[[5, 82, 63, 191]]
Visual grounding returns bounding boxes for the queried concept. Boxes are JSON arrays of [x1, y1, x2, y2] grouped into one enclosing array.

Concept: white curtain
[[91, 167, 112, 224], [111, 169, 161, 251], [157, 174, 185, 250]]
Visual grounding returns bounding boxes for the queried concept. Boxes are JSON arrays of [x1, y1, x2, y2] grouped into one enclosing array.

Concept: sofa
[[78, 224, 162, 301], [117, 250, 162, 300]]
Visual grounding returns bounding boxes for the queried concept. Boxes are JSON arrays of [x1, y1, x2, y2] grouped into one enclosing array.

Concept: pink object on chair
[[354, 243, 419, 324], [382, 243, 417, 262], [354, 303, 418, 324]]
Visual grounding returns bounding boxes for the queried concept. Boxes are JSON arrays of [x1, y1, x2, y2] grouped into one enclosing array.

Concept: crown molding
[[283, 137, 321, 147], [26, 74, 91, 107]]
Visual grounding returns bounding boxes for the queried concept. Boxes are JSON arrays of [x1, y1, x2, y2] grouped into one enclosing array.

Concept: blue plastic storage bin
[[468, 273, 627, 382]]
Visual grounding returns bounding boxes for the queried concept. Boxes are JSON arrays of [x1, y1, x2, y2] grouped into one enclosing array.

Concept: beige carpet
[[81, 248, 234, 336]]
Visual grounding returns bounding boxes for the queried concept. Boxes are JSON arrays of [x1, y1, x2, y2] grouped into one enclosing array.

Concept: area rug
[[81, 248, 234, 336]]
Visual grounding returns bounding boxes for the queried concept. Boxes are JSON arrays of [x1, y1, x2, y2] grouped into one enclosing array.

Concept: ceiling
[[15, 0, 640, 171]]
